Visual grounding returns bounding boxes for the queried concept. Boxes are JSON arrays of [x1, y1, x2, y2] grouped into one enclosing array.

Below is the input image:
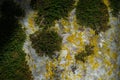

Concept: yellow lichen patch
[[28, 17, 35, 32], [88, 35, 99, 56], [102, 45, 111, 57], [33, 64, 36, 69], [88, 55, 95, 63], [67, 33, 76, 43], [66, 53, 72, 60], [64, 61, 71, 68], [103, 42, 109, 49], [111, 53, 118, 59], [77, 74, 82, 79], [61, 73, 66, 79], [107, 69, 112, 76], [61, 71, 70, 80], [77, 33, 83, 41], [45, 61, 56, 79], [77, 31, 83, 37], [103, 0, 110, 7], [76, 60, 84, 65], [89, 29, 95, 35], [76, 47, 85, 54], [76, 46, 85, 53], [92, 62, 100, 70], [73, 21, 79, 31], [74, 38, 84, 47], [90, 35, 99, 47], [104, 59, 111, 67], [75, 32, 84, 46], [62, 44, 69, 50], [61, 18, 69, 26], [93, 46, 99, 56], [63, 26, 70, 33], [28, 17, 34, 27]]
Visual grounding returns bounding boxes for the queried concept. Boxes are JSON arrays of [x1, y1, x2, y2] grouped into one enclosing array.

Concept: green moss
[[109, 0, 120, 17], [0, 0, 32, 80], [30, 0, 75, 29], [30, 30, 62, 57], [76, 0, 109, 33], [75, 45, 94, 62], [1, 0, 25, 17], [0, 0, 25, 48], [0, 26, 33, 80]]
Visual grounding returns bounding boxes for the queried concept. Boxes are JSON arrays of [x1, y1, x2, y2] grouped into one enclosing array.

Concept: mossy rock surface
[[76, 0, 109, 33], [30, 0, 75, 29], [109, 0, 120, 17], [30, 30, 62, 57], [75, 45, 94, 62]]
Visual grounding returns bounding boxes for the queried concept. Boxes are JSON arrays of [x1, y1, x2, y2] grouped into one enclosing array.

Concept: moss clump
[[0, 25, 33, 80], [76, 0, 109, 33], [0, 1, 33, 80], [0, 0, 25, 48], [30, 0, 75, 29], [30, 30, 62, 57], [109, 0, 120, 17], [75, 45, 94, 62]]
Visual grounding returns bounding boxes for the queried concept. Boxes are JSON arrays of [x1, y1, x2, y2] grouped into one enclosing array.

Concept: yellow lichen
[[45, 61, 56, 79], [88, 55, 95, 63], [66, 53, 72, 60], [64, 26, 70, 33], [92, 62, 99, 70], [111, 53, 118, 59], [73, 22, 79, 31], [67, 34, 75, 43], [28, 13, 36, 32], [103, 0, 110, 7], [93, 47, 99, 55], [61, 18, 69, 26], [90, 35, 99, 47], [89, 29, 95, 35], [33, 64, 36, 69], [104, 59, 111, 67], [107, 70, 112, 76]]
